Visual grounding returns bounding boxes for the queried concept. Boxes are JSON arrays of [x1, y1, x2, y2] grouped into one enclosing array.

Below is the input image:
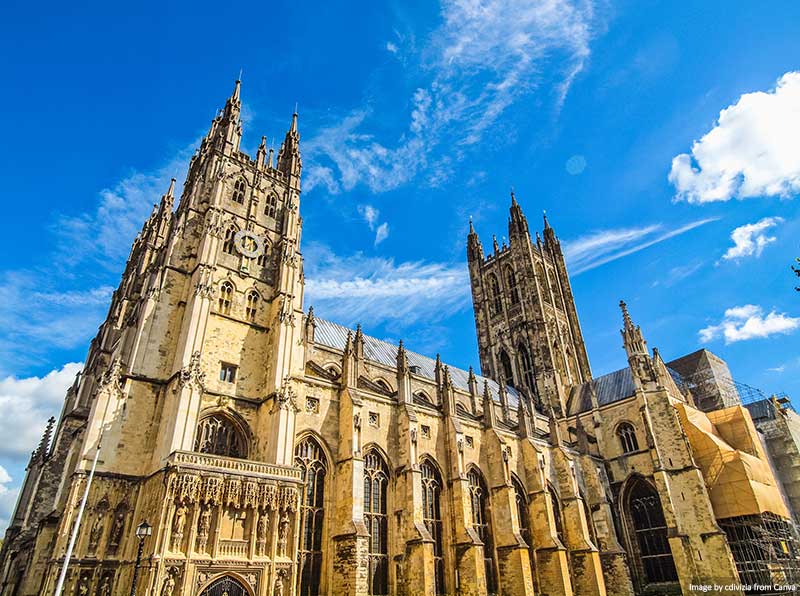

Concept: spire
[[483, 380, 497, 428], [467, 217, 484, 263], [619, 299, 648, 358], [205, 79, 243, 155], [278, 110, 302, 179], [620, 300, 634, 331], [508, 190, 529, 239], [257, 136, 267, 168], [542, 209, 558, 249], [166, 177, 175, 198], [396, 340, 409, 374], [492, 235, 499, 253], [268, 146, 274, 169]]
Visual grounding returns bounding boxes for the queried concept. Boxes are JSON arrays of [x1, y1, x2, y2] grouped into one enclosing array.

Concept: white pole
[[53, 436, 101, 596]]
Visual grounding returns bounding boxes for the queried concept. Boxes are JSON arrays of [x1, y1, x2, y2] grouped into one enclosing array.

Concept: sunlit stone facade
[[0, 82, 796, 596]]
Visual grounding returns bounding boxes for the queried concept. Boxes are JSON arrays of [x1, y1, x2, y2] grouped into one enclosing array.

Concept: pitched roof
[[313, 318, 520, 407], [567, 365, 686, 415]]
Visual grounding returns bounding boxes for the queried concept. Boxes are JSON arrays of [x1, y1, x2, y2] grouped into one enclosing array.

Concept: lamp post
[[130, 520, 152, 596]]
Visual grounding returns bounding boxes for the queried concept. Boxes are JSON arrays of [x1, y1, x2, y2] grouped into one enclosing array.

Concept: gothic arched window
[[218, 281, 233, 315], [364, 450, 389, 596], [549, 485, 565, 546], [245, 290, 259, 322], [489, 274, 503, 315], [513, 477, 536, 582], [468, 469, 497, 594], [232, 178, 246, 204], [223, 225, 237, 255], [518, 345, 536, 392], [625, 477, 678, 585], [264, 193, 278, 218], [194, 414, 246, 458], [618, 422, 639, 454], [500, 350, 514, 388], [421, 458, 445, 595], [506, 267, 520, 305], [295, 437, 327, 596]]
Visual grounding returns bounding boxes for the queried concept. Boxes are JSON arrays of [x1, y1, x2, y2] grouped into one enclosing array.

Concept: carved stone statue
[[196, 506, 212, 550], [277, 511, 290, 556], [256, 509, 269, 555], [171, 505, 188, 550], [88, 514, 104, 552], [274, 573, 285, 596], [161, 572, 176, 596], [76, 574, 90, 596], [97, 575, 111, 596], [109, 511, 125, 546]]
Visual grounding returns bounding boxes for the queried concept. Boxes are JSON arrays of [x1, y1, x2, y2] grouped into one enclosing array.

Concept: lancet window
[[468, 469, 497, 594], [421, 459, 445, 595], [295, 437, 327, 596], [364, 450, 389, 596]]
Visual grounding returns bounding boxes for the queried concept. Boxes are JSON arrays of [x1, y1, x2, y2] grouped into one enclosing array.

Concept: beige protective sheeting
[[676, 403, 790, 519]]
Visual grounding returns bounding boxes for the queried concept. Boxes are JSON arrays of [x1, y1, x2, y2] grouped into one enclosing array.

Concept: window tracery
[[364, 450, 389, 595], [618, 422, 639, 454], [468, 469, 497, 594], [218, 281, 233, 315], [421, 459, 445, 595], [194, 413, 246, 458], [295, 437, 327, 596]]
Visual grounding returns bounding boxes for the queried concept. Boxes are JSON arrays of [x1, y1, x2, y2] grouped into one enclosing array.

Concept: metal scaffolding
[[718, 513, 800, 594]]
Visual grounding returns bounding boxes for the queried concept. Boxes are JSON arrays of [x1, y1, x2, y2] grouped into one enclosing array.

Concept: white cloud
[[55, 144, 194, 267], [0, 363, 82, 459], [386, 41, 398, 54], [0, 466, 18, 532], [699, 304, 800, 344], [721, 217, 783, 261], [669, 71, 800, 203], [304, 242, 469, 328], [358, 204, 380, 230], [374, 222, 390, 245], [563, 218, 717, 275], [306, 0, 597, 194], [768, 365, 786, 373]]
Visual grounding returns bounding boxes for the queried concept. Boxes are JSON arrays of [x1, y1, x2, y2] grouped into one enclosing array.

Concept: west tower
[[467, 194, 591, 415]]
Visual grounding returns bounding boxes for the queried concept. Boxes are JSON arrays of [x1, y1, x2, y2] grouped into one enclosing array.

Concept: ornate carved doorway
[[199, 576, 249, 596]]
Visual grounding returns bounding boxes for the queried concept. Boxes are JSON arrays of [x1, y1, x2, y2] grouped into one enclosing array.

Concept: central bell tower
[[467, 193, 591, 415]]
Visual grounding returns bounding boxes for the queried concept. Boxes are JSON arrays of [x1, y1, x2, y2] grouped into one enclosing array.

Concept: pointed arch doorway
[[198, 575, 249, 596]]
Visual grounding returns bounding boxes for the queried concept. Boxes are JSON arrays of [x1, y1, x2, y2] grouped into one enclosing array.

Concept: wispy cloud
[[563, 218, 717, 275], [721, 217, 783, 261], [651, 260, 704, 288], [0, 466, 18, 531], [358, 204, 391, 245], [54, 144, 193, 268], [304, 242, 469, 328], [699, 304, 800, 344], [374, 222, 390, 246], [306, 0, 598, 194], [670, 71, 800, 203]]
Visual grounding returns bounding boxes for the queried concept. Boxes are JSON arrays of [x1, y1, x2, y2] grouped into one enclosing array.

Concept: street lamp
[[130, 521, 152, 596]]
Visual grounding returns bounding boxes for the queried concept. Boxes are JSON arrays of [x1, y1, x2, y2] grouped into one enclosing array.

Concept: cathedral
[[1, 81, 798, 596]]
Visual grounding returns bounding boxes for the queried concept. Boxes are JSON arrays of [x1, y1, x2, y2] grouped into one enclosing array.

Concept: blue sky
[[0, 0, 799, 527]]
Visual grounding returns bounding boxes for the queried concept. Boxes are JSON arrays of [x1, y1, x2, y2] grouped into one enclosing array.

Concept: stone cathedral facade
[[1, 82, 798, 596]]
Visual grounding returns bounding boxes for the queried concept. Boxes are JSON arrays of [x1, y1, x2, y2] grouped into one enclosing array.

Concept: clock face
[[233, 230, 264, 259]]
